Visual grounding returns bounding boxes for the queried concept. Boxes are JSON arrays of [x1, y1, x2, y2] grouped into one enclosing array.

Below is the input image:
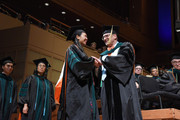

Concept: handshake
[[91, 56, 102, 68]]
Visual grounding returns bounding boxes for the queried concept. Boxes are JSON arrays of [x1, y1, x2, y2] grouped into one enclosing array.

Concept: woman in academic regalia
[[55, 25, 101, 120], [18, 58, 56, 120], [0, 56, 17, 120]]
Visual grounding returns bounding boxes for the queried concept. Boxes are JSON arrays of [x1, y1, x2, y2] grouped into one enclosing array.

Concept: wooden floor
[[11, 101, 180, 120], [97, 100, 180, 120], [142, 108, 180, 120]]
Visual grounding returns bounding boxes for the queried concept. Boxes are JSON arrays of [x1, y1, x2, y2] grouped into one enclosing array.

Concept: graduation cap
[[169, 52, 180, 61], [0, 56, 15, 66], [102, 25, 120, 35], [66, 25, 85, 41], [148, 64, 158, 73], [33, 58, 51, 68], [135, 62, 144, 68]]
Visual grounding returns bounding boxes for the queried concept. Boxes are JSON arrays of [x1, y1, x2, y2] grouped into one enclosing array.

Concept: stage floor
[[142, 108, 180, 120]]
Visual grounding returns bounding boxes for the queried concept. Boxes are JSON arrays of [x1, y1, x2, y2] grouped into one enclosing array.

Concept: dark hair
[[33, 66, 48, 78], [2, 61, 13, 66], [72, 29, 85, 41], [72, 30, 86, 52]]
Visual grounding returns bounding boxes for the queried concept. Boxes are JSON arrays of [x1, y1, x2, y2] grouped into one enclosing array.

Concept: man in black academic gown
[[135, 63, 144, 79], [100, 25, 142, 120], [0, 56, 17, 120], [133, 63, 145, 103], [134, 62, 144, 90], [160, 52, 180, 94], [161, 52, 180, 83]]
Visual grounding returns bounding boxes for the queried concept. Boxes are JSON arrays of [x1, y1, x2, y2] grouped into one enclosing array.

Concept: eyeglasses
[[135, 68, 142, 70], [102, 34, 110, 41], [172, 60, 180, 64], [38, 64, 46, 68]]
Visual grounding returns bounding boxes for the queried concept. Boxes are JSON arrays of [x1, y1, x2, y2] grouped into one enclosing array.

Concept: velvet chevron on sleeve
[[18, 74, 55, 120], [57, 44, 99, 120], [100, 42, 142, 120]]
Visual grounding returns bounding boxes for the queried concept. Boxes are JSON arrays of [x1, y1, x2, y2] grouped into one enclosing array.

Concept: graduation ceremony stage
[[10, 100, 180, 120], [1, 2, 180, 119], [142, 108, 180, 120], [96, 100, 180, 120]]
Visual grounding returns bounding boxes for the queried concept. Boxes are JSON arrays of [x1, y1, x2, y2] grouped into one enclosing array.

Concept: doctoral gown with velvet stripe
[[100, 42, 142, 120], [159, 69, 180, 94], [57, 44, 99, 120], [0, 73, 17, 120], [161, 68, 180, 83], [18, 74, 56, 120]]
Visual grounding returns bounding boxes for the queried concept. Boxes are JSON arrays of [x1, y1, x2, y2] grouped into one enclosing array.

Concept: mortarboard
[[148, 64, 158, 73], [102, 25, 120, 35], [66, 25, 85, 41], [135, 62, 144, 68], [0, 56, 15, 66], [33, 58, 51, 68], [169, 52, 180, 61]]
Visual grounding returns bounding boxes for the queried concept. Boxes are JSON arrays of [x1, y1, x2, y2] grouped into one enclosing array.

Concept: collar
[[107, 42, 118, 51], [100, 42, 123, 56], [173, 68, 180, 74], [34, 74, 46, 80], [0, 73, 12, 81]]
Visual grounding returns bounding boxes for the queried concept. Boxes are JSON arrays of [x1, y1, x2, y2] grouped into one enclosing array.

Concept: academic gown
[[161, 68, 180, 83], [57, 44, 99, 120], [152, 76, 160, 82], [0, 73, 17, 120], [18, 74, 56, 120], [134, 74, 143, 102], [95, 66, 102, 99], [160, 69, 180, 94], [100, 42, 142, 120]]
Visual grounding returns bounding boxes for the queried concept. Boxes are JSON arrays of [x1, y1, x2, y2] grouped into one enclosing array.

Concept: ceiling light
[[61, 11, 66, 14], [44, 3, 49, 6], [90, 26, 94, 29], [76, 19, 80, 22]]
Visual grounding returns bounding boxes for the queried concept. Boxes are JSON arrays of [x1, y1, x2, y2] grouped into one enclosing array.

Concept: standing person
[[0, 56, 17, 120], [18, 58, 56, 120], [90, 42, 97, 50], [55, 25, 101, 120], [100, 25, 142, 120]]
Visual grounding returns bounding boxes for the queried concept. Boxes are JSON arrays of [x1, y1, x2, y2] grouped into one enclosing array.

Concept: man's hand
[[91, 56, 102, 67], [23, 103, 28, 114], [135, 82, 139, 88]]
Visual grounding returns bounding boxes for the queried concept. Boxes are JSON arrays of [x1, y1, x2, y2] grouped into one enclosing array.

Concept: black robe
[[134, 74, 143, 102], [18, 74, 56, 120], [161, 68, 180, 83], [57, 44, 99, 120], [100, 42, 142, 120], [0, 73, 17, 120], [160, 69, 180, 94]]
